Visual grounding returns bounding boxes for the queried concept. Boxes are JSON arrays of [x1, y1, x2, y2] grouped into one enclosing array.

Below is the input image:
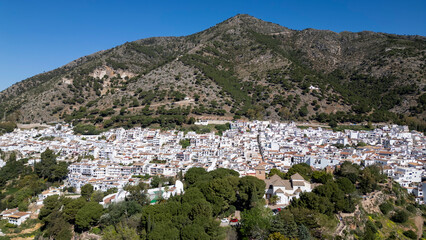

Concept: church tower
[[255, 163, 265, 180]]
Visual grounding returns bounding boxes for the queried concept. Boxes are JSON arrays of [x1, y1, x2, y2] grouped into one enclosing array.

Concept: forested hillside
[[0, 14, 425, 132]]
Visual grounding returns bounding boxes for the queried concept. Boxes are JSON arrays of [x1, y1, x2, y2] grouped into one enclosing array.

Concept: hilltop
[[0, 14, 425, 131]]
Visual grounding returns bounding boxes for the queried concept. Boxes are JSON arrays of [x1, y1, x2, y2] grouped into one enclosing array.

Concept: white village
[[0, 120, 425, 227]]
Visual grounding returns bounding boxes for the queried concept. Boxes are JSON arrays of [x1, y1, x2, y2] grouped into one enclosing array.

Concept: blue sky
[[0, 0, 425, 91]]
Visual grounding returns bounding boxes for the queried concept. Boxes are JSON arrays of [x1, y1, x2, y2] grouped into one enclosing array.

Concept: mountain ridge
[[0, 14, 425, 131]]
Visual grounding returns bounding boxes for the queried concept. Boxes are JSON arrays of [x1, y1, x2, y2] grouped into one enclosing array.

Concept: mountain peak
[[230, 13, 258, 21], [217, 14, 290, 34]]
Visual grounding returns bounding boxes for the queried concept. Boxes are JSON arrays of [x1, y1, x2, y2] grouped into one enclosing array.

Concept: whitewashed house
[[7, 212, 31, 226], [0, 208, 18, 220], [264, 173, 312, 205]]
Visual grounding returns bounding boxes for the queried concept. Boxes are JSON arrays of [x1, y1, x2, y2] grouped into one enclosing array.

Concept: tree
[[336, 161, 360, 183], [391, 210, 409, 223], [150, 176, 163, 188], [288, 208, 320, 230], [336, 177, 356, 194], [75, 202, 104, 231], [181, 224, 211, 240], [299, 105, 309, 117], [34, 148, 68, 182], [124, 182, 149, 206], [39, 195, 62, 221], [80, 184, 94, 201], [286, 163, 312, 180], [184, 167, 209, 186], [101, 201, 143, 226], [63, 197, 86, 224], [209, 168, 239, 179], [179, 139, 191, 149], [363, 220, 377, 240], [359, 167, 378, 194], [53, 161, 69, 181], [269, 195, 279, 205], [238, 176, 266, 208], [311, 171, 332, 184], [240, 206, 272, 239], [270, 212, 298, 238], [103, 224, 140, 240], [0, 121, 17, 133], [268, 168, 285, 179], [379, 202, 393, 215], [329, 120, 337, 128], [268, 232, 290, 240], [91, 190, 104, 203], [403, 230, 417, 239], [35, 148, 57, 180], [298, 224, 311, 240], [44, 211, 73, 240], [204, 176, 239, 215]]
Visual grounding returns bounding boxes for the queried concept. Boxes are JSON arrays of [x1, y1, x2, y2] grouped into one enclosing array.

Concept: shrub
[[403, 230, 417, 239], [374, 220, 383, 229], [91, 227, 101, 234], [179, 139, 191, 149], [379, 202, 393, 215], [391, 210, 409, 223], [5, 223, 17, 228], [0, 121, 17, 133], [406, 204, 416, 213], [73, 124, 102, 135]]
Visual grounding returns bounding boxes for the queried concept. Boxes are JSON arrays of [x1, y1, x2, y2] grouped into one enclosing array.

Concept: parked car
[[221, 218, 229, 223], [230, 218, 238, 223]]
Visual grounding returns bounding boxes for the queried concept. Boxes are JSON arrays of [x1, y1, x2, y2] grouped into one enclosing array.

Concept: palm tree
[[269, 195, 279, 205]]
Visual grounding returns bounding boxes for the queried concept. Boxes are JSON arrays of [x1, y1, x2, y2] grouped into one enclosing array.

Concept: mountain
[[1, 14, 425, 131]]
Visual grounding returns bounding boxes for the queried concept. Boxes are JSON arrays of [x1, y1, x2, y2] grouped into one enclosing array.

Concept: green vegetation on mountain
[[0, 122, 17, 134], [0, 14, 424, 132]]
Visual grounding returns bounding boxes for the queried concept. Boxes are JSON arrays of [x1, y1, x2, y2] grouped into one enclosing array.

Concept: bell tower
[[255, 163, 265, 180]]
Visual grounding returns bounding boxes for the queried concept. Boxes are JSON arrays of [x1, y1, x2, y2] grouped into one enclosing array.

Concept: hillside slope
[[1, 14, 425, 130]]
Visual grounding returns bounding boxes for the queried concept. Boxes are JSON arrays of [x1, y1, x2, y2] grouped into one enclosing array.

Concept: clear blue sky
[[0, 0, 425, 91]]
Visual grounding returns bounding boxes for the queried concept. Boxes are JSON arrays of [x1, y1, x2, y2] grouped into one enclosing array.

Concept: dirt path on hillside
[[334, 214, 346, 237], [415, 215, 423, 239], [7, 223, 42, 237], [127, 99, 195, 111], [17, 123, 50, 129], [361, 191, 383, 213]]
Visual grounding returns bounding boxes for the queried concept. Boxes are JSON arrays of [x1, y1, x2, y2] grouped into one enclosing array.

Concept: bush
[[73, 124, 102, 135], [403, 230, 417, 239], [374, 220, 383, 229], [391, 210, 409, 223], [5, 223, 17, 228], [406, 204, 417, 213], [91, 227, 101, 234], [179, 139, 191, 149], [379, 202, 393, 215], [0, 121, 17, 133]]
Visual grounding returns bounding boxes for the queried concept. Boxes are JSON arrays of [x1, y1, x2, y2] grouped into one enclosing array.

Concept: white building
[[7, 212, 31, 226], [390, 166, 422, 187], [264, 173, 312, 205]]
